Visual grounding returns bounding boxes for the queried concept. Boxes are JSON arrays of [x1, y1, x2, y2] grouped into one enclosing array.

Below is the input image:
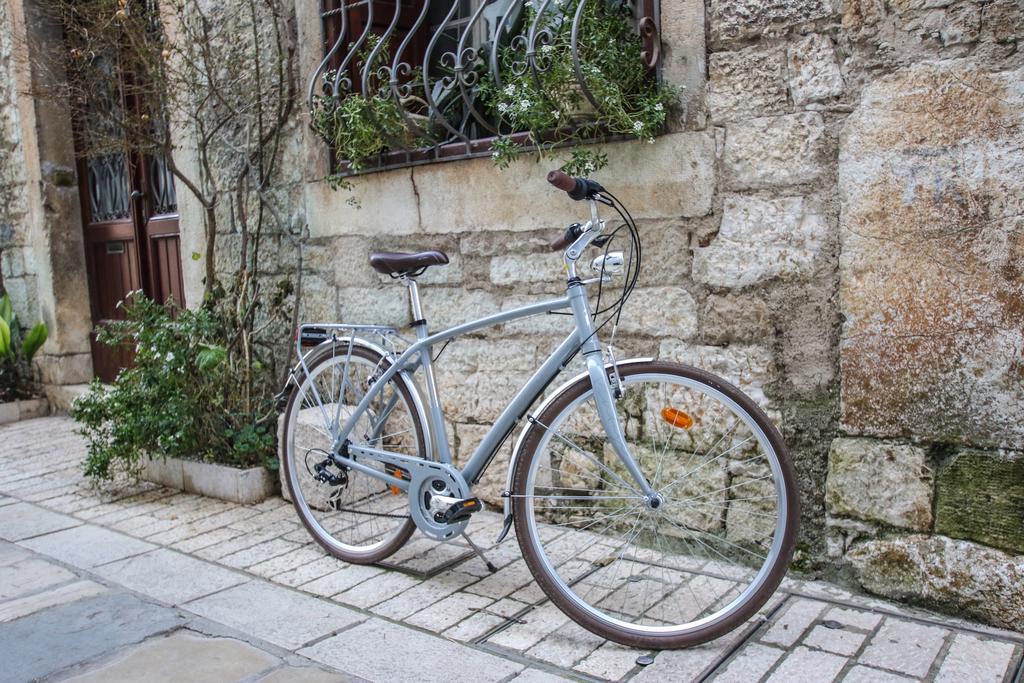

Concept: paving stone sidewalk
[[1, 416, 1021, 683]]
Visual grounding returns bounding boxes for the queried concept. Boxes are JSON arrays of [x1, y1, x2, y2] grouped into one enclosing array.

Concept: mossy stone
[[934, 449, 1024, 554]]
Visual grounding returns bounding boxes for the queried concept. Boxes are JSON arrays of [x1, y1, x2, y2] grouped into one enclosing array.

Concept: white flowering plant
[[479, 0, 678, 174]]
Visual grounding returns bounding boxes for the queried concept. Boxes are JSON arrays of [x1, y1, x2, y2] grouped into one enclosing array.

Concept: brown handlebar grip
[[550, 231, 574, 252], [547, 170, 578, 193]]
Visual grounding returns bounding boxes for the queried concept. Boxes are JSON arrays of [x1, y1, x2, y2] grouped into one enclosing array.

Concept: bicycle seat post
[[402, 276, 426, 335]]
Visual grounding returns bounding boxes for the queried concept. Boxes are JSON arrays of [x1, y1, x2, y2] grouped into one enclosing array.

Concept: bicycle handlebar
[[547, 170, 606, 252], [550, 223, 583, 252], [547, 170, 605, 201]]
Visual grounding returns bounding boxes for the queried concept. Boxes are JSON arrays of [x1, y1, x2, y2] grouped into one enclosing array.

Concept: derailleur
[[313, 459, 348, 487]]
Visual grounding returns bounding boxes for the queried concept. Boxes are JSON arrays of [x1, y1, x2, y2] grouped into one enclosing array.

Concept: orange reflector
[[389, 485, 401, 495], [661, 406, 694, 430]]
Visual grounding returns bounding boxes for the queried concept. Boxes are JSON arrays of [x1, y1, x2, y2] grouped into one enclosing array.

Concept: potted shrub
[[0, 293, 50, 424], [71, 294, 280, 503]]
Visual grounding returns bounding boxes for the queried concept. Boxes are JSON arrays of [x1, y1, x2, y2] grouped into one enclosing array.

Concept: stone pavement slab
[[0, 501, 80, 540], [0, 555, 75, 600], [93, 547, 247, 605], [59, 630, 281, 683], [0, 591, 185, 682], [0, 579, 108, 623], [21, 523, 155, 567], [299, 618, 525, 683], [184, 580, 366, 650]]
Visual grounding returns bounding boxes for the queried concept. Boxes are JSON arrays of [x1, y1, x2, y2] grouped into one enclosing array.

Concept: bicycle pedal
[[438, 497, 482, 525]]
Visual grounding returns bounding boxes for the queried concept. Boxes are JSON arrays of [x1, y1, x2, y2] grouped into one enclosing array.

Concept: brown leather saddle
[[368, 250, 449, 277]]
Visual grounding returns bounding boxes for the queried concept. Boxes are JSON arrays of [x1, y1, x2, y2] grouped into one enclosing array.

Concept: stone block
[[336, 285, 408, 328], [21, 524, 155, 569], [981, 0, 1024, 42], [454, 422, 509, 508], [434, 339, 539, 422], [710, 0, 835, 45], [0, 592, 184, 683], [142, 458, 277, 505], [0, 502, 80, 541], [838, 60, 1024, 449], [693, 195, 829, 288], [935, 633, 1017, 683], [859, 618, 949, 678], [61, 631, 281, 683], [300, 619, 523, 682], [786, 34, 844, 104], [941, 3, 981, 45], [659, 340, 775, 411], [422, 287, 502, 331], [825, 438, 933, 531], [0, 580, 107, 624], [36, 352, 93, 386], [17, 398, 48, 419], [934, 449, 1024, 554], [184, 580, 365, 650], [760, 598, 827, 647], [613, 287, 698, 338], [298, 274, 338, 323], [0, 401, 17, 425], [707, 46, 789, 122], [142, 455, 184, 491], [94, 548, 246, 605], [490, 253, 564, 286], [765, 646, 847, 682], [0, 557, 76, 601], [701, 295, 771, 346], [846, 534, 1024, 631], [309, 134, 715, 239], [723, 113, 827, 189]]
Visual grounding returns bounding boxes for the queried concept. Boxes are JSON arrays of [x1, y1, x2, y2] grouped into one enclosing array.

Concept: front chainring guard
[[405, 459, 472, 541]]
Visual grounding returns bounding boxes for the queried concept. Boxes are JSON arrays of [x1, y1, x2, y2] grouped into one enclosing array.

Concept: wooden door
[[74, 60, 183, 382]]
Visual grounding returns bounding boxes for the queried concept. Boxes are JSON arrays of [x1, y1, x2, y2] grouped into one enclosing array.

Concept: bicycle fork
[[566, 281, 660, 505]]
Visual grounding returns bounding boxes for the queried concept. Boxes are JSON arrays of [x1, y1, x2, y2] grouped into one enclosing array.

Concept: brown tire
[[512, 360, 799, 649], [282, 342, 426, 564]]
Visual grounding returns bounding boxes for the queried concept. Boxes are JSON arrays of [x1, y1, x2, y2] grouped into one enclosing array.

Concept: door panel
[[73, 64, 184, 382]]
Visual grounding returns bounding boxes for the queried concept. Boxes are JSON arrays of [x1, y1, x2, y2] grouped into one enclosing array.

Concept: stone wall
[[699, 0, 1023, 631], [0, 0, 34, 323]]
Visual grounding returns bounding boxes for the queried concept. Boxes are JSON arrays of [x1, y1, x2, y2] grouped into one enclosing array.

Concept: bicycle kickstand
[[461, 532, 498, 574]]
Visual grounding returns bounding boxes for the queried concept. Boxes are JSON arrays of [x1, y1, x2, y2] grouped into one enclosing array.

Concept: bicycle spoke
[[517, 366, 791, 643]]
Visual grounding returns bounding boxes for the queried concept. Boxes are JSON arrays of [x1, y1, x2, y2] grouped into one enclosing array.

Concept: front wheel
[[512, 360, 798, 649]]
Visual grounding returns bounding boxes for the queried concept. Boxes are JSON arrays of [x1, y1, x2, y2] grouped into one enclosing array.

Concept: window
[[309, 0, 663, 176]]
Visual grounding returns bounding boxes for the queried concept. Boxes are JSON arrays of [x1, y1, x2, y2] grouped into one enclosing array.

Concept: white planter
[[0, 398, 50, 425], [142, 455, 277, 504]]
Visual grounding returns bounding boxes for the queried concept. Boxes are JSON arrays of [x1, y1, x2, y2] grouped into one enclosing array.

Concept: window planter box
[[141, 455, 277, 505], [0, 398, 50, 425]]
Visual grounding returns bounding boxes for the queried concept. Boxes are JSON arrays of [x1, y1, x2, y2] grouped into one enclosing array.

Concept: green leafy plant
[[312, 3, 674, 182], [0, 293, 48, 402], [481, 0, 678, 173], [311, 37, 430, 183], [72, 294, 278, 481]]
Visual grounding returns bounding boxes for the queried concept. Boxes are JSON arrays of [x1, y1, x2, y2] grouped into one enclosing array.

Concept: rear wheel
[[512, 361, 798, 649], [282, 343, 427, 564]]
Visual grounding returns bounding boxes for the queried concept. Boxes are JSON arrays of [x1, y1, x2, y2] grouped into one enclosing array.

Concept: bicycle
[[280, 170, 799, 649]]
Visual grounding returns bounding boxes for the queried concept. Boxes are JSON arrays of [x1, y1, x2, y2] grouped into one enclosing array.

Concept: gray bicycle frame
[[313, 202, 657, 501]]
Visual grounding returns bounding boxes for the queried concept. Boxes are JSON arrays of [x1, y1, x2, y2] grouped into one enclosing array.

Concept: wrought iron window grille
[[309, 0, 663, 177]]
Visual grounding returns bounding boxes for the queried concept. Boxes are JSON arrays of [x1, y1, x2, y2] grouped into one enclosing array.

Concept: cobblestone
[[2, 417, 1023, 682], [859, 619, 949, 678]]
